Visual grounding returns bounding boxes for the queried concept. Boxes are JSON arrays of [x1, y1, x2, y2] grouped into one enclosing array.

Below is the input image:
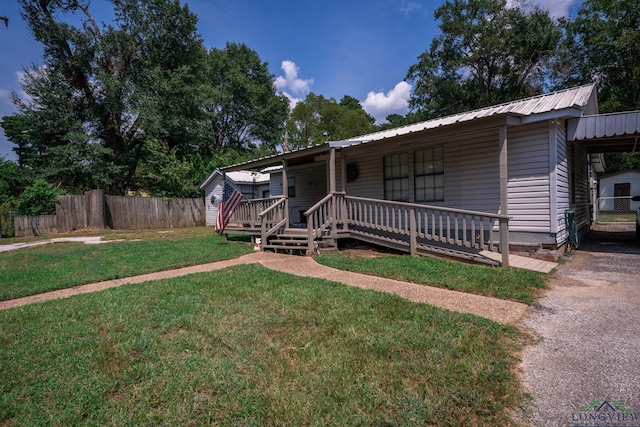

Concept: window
[[383, 153, 409, 201], [288, 177, 296, 197], [414, 147, 444, 202], [239, 185, 255, 200]]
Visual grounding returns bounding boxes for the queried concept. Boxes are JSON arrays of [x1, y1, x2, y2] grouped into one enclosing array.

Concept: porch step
[[264, 230, 311, 255]]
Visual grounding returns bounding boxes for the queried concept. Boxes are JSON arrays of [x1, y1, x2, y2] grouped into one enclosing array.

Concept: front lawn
[[0, 227, 253, 301], [0, 265, 528, 426], [317, 251, 547, 305]]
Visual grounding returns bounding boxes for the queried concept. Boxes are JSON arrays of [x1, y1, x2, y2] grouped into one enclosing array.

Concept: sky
[[0, 0, 582, 161]]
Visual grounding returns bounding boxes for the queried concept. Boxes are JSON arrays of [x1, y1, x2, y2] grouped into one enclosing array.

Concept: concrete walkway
[[0, 251, 527, 325]]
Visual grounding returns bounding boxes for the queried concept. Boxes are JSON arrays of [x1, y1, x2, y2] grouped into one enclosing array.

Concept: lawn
[[0, 264, 529, 426], [0, 227, 253, 301], [317, 250, 547, 305]]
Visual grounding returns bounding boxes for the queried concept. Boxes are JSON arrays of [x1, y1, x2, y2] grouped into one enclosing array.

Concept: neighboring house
[[200, 169, 271, 227], [598, 170, 640, 213], [214, 84, 640, 266]]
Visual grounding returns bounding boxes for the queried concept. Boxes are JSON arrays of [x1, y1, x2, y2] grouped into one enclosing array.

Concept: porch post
[[499, 126, 510, 268], [329, 147, 336, 193], [282, 160, 289, 226]]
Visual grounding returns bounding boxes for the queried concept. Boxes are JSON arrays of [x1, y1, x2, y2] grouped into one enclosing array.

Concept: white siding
[[507, 123, 551, 232], [202, 175, 224, 227], [556, 122, 570, 246], [599, 171, 640, 211], [344, 124, 556, 235], [271, 162, 328, 224]]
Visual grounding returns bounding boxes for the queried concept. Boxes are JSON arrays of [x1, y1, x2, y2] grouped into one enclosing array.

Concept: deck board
[[479, 251, 557, 273]]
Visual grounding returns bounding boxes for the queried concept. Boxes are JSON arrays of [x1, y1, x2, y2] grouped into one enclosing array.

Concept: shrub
[[16, 180, 62, 216]]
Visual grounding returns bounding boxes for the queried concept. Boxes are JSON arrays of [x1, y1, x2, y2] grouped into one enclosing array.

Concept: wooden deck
[[224, 193, 528, 268]]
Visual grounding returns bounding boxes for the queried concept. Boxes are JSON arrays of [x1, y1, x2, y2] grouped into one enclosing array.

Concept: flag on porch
[[216, 182, 243, 234]]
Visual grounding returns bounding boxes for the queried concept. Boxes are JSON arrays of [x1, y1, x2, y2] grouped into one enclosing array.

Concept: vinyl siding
[[507, 123, 551, 232], [202, 175, 224, 227], [556, 122, 570, 245], [344, 123, 554, 234], [270, 162, 327, 224]]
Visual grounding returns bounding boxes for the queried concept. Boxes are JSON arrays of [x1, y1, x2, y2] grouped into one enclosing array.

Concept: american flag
[[216, 182, 243, 234]]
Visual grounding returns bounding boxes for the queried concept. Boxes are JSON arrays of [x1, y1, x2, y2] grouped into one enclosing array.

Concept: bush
[[16, 180, 62, 216]]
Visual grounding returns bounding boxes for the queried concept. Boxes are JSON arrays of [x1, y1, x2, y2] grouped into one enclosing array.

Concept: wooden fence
[[14, 190, 205, 237]]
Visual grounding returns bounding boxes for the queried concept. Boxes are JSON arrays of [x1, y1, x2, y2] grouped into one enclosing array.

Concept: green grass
[[0, 265, 528, 426], [317, 252, 546, 305], [596, 212, 637, 223], [0, 227, 253, 301]]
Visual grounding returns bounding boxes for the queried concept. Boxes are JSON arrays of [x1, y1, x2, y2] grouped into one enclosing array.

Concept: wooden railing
[[258, 197, 287, 240], [229, 197, 283, 228], [344, 196, 510, 265], [303, 192, 347, 254]]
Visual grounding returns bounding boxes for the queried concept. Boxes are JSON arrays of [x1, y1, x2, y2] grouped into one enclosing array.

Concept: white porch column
[[329, 147, 336, 193], [282, 160, 289, 224], [499, 126, 510, 268]]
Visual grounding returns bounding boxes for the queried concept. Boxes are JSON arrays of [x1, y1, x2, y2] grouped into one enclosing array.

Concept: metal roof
[[222, 84, 598, 171], [567, 111, 640, 153], [332, 84, 597, 148]]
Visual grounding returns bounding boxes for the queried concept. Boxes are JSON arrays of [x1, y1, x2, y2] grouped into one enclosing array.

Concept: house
[[597, 170, 640, 214], [212, 84, 640, 266], [200, 169, 271, 227]]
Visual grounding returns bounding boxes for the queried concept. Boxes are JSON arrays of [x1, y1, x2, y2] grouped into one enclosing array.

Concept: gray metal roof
[[567, 111, 640, 153], [332, 84, 597, 148]]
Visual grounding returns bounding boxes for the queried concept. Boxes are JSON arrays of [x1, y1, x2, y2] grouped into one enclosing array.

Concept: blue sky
[[0, 0, 581, 161]]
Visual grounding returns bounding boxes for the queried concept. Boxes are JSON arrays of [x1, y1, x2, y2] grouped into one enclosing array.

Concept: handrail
[[259, 196, 286, 218], [259, 197, 287, 243], [344, 195, 509, 221], [344, 195, 510, 264], [304, 192, 347, 254]]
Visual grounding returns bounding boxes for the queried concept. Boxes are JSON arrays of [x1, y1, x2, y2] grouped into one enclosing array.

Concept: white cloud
[[506, 0, 579, 19], [361, 81, 412, 123], [395, 0, 424, 15], [274, 60, 313, 107]]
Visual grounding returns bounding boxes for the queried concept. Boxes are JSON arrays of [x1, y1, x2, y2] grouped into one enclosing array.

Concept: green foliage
[[565, 0, 640, 113], [15, 180, 62, 216], [8, 0, 207, 195], [203, 43, 289, 152], [285, 93, 377, 149], [602, 153, 640, 174], [406, 0, 562, 118]]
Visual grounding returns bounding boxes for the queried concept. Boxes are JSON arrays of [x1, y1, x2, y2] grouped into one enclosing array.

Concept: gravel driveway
[[519, 223, 640, 427]]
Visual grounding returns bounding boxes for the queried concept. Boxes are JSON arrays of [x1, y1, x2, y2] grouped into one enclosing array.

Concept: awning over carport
[[567, 111, 640, 153]]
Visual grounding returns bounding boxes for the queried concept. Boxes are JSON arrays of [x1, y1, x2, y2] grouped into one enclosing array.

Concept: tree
[[565, 0, 640, 113], [202, 43, 289, 153], [285, 93, 377, 149], [406, 0, 562, 119], [5, 0, 207, 195], [559, 0, 640, 172]]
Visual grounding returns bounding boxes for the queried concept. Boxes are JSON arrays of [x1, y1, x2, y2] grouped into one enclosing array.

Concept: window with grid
[[383, 153, 409, 202], [414, 146, 444, 202]]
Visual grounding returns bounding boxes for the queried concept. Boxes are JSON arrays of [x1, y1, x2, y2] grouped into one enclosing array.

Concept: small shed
[[200, 169, 271, 227], [598, 169, 640, 212]]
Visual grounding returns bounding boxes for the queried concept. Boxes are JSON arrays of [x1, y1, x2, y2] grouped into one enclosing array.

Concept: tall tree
[[561, 0, 640, 172], [406, 0, 562, 119], [5, 0, 207, 195], [285, 93, 377, 149], [202, 43, 289, 153]]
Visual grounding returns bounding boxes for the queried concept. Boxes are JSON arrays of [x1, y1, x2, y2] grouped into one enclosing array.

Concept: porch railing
[[229, 197, 284, 228], [344, 196, 510, 265], [304, 192, 347, 254], [258, 197, 287, 240]]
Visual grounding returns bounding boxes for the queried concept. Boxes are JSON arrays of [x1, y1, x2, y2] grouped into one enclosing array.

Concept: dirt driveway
[[519, 223, 640, 427]]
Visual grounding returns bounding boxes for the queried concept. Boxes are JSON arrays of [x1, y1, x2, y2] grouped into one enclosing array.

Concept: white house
[[199, 169, 271, 227], [598, 170, 640, 213], [213, 84, 640, 264]]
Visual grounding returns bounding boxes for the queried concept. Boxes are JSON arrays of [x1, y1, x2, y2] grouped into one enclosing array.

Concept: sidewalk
[[0, 251, 527, 324]]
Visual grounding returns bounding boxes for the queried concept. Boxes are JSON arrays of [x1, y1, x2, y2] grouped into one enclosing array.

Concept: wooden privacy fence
[[14, 190, 205, 237]]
